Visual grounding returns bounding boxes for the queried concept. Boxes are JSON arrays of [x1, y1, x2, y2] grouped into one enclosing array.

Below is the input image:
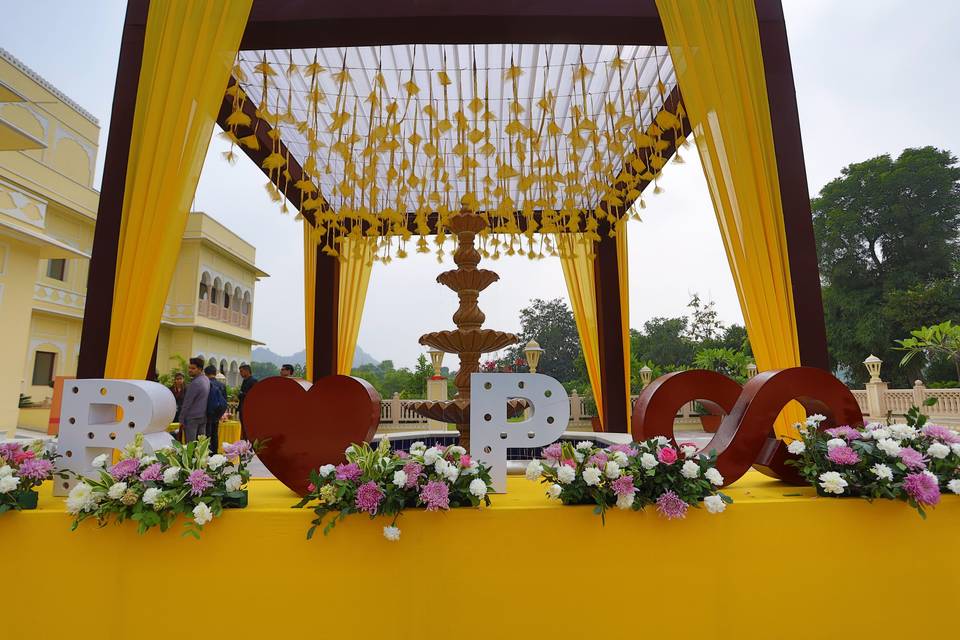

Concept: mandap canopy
[[77, 0, 826, 436]]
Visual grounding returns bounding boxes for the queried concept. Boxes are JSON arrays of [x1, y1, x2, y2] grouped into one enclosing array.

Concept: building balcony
[[197, 298, 250, 329]]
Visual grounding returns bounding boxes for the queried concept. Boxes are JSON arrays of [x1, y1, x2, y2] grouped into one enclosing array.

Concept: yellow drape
[[303, 222, 374, 379], [103, 0, 251, 378], [616, 222, 631, 427], [656, 0, 803, 436]]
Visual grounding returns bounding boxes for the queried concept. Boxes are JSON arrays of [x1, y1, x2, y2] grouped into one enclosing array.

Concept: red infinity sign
[[631, 367, 864, 486]]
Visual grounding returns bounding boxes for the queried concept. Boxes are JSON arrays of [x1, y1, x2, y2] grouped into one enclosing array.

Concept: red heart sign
[[242, 375, 381, 496]]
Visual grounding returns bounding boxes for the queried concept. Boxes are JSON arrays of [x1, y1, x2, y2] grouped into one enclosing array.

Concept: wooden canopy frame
[[78, 0, 827, 434]]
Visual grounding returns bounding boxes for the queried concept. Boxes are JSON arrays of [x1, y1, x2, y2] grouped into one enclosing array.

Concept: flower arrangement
[[787, 409, 960, 517], [294, 438, 493, 541], [526, 438, 732, 521], [0, 440, 59, 514], [66, 435, 260, 537]]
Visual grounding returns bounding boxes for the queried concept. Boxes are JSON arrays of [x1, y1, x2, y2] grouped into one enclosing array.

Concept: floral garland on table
[[66, 435, 261, 537], [787, 409, 960, 517], [526, 438, 732, 521], [0, 440, 60, 514], [294, 438, 493, 542]]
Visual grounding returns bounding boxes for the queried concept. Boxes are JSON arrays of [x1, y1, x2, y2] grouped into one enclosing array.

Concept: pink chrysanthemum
[[222, 440, 253, 458], [355, 481, 384, 514], [904, 472, 940, 506], [656, 490, 688, 520], [542, 443, 562, 462], [186, 469, 214, 496], [607, 444, 637, 457], [898, 447, 927, 470], [922, 425, 960, 445], [825, 426, 862, 441], [139, 463, 163, 482], [0, 442, 23, 461], [17, 458, 53, 481], [109, 458, 140, 481], [419, 480, 450, 511], [610, 475, 636, 497], [588, 452, 608, 468], [335, 462, 362, 481], [402, 461, 423, 488], [826, 445, 860, 465]]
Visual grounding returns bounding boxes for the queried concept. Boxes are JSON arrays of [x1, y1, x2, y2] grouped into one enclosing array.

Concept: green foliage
[[157, 354, 190, 387], [812, 146, 960, 385], [351, 356, 433, 399], [895, 321, 960, 382], [686, 294, 724, 342], [250, 361, 279, 379], [693, 347, 750, 383], [507, 298, 583, 384]]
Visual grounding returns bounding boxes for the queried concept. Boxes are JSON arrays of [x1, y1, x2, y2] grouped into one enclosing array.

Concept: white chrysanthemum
[[818, 471, 847, 495], [449, 445, 466, 456], [952, 443, 960, 457], [142, 487, 162, 505], [443, 464, 459, 483], [604, 461, 621, 479], [826, 438, 846, 451], [573, 450, 585, 463], [869, 427, 891, 441], [704, 495, 726, 514], [163, 466, 181, 484], [889, 424, 918, 441], [468, 478, 487, 497], [870, 464, 893, 481], [947, 479, 960, 495], [704, 467, 724, 486], [383, 525, 401, 541], [612, 451, 629, 467], [207, 454, 227, 470], [0, 465, 13, 478], [615, 493, 635, 510], [525, 459, 544, 481], [556, 465, 576, 485], [409, 441, 426, 455], [423, 447, 440, 465], [192, 502, 213, 526], [66, 482, 96, 515], [0, 475, 20, 493], [225, 474, 243, 492], [680, 460, 700, 479], [91, 454, 108, 469], [318, 464, 335, 478], [107, 481, 127, 500], [787, 440, 806, 455], [876, 438, 902, 457], [640, 453, 658, 470], [680, 445, 697, 459], [927, 442, 950, 460], [392, 470, 407, 488], [547, 483, 563, 499], [582, 467, 602, 486], [576, 441, 593, 452]]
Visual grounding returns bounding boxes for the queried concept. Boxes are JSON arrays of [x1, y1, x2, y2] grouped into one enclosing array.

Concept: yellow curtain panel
[[103, 0, 252, 378], [303, 219, 320, 380], [656, 0, 803, 436], [616, 222, 631, 427]]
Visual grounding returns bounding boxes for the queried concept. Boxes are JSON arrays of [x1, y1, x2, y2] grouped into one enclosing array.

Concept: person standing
[[180, 357, 210, 442], [237, 363, 258, 439], [169, 372, 186, 423], [204, 365, 228, 454]]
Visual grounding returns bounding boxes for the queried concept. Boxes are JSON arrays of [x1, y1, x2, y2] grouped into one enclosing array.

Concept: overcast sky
[[2, 1, 959, 368]]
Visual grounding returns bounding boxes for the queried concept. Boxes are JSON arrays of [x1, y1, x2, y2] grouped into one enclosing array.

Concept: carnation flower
[[109, 458, 140, 481], [401, 462, 423, 488], [640, 453, 658, 470], [91, 454, 108, 469], [921, 424, 960, 444], [656, 447, 678, 464], [17, 458, 53, 481], [383, 525, 401, 541], [525, 459, 543, 481], [355, 481, 384, 515], [419, 480, 450, 511], [0, 475, 20, 493], [187, 469, 214, 496], [610, 475, 636, 497], [947, 479, 960, 495], [192, 502, 213, 526], [704, 467, 724, 486], [681, 460, 700, 479], [547, 484, 563, 499], [616, 493, 635, 510], [139, 463, 163, 482], [818, 471, 847, 495], [904, 472, 940, 506], [142, 487, 162, 506], [335, 463, 362, 481], [656, 491, 688, 520], [870, 463, 893, 481], [582, 467, 602, 486], [468, 478, 487, 498], [556, 465, 576, 485], [927, 442, 950, 460], [876, 438, 902, 457], [107, 482, 128, 500], [898, 447, 927, 470], [826, 446, 860, 466], [225, 474, 243, 492], [787, 440, 806, 455], [163, 467, 181, 484], [318, 464, 336, 477], [704, 495, 726, 514]]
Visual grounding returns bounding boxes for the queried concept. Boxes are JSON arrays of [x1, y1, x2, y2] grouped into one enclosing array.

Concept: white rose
[[207, 454, 227, 470], [557, 465, 576, 485], [163, 467, 181, 484], [392, 470, 408, 488], [409, 441, 426, 455], [680, 445, 697, 459], [826, 438, 846, 451], [704, 494, 726, 514], [525, 459, 544, 481], [818, 471, 847, 495], [681, 460, 700, 479], [787, 440, 806, 455], [0, 475, 20, 493], [876, 438, 902, 457], [576, 441, 593, 452], [318, 464, 335, 478], [927, 442, 950, 460], [107, 482, 127, 500], [423, 448, 440, 465], [142, 487, 162, 505], [704, 467, 724, 486], [640, 453, 658, 470], [443, 464, 459, 483], [547, 483, 563, 499], [383, 525, 401, 542], [91, 454, 108, 469], [612, 451, 629, 466], [468, 478, 487, 498], [582, 467, 602, 486], [604, 461, 621, 479], [192, 502, 213, 526], [225, 474, 243, 492], [870, 464, 893, 481], [947, 479, 960, 495], [615, 493, 635, 510]]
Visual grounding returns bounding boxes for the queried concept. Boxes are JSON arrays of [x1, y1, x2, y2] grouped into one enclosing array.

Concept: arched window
[[220, 358, 228, 375], [211, 277, 221, 305], [242, 290, 251, 315], [223, 283, 232, 309], [199, 272, 211, 300]]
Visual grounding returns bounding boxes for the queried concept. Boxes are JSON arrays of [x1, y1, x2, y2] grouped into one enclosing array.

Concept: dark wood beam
[[312, 245, 339, 381], [77, 0, 149, 379], [756, 0, 830, 370], [593, 227, 629, 433]]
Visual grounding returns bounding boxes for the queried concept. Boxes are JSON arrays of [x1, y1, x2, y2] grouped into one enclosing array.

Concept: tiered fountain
[[409, 199, 527, 448]]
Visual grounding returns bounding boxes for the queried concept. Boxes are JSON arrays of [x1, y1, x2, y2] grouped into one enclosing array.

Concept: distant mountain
[[252, 345, 378, 368]]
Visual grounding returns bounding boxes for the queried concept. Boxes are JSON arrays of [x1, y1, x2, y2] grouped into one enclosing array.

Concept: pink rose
[[657, 447, 678, 464], [460, 455, 471, 468], [307, 483, 316, 493]]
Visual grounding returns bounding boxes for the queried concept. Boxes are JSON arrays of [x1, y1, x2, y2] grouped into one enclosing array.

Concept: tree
[[250, 361, 279, 379], [630, 317, 695, 370], [507, 298, 583, 385], [896, 321, 960, 383], [685, 294, 724, 342], [693, 347, 750, 383], [813, 146, 960, 385]]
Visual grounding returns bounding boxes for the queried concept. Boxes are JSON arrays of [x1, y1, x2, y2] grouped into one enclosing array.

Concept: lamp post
[[863, 354, 882, 383], [639, 365, 652, 388], [428, 349, 445, 377], [746, 363, 757, 379], [524, 340, 544, 374]]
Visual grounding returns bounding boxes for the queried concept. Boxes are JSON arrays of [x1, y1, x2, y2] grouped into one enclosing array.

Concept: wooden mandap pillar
[[312, 247, 339, 382], [593, 227, 630, 433]]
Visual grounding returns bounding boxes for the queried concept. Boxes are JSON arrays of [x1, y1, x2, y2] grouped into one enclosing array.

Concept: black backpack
[[206, 381, 228, 418]]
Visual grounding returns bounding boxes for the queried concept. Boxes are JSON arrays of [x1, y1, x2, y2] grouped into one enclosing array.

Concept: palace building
[[0, 48, 266, 438]]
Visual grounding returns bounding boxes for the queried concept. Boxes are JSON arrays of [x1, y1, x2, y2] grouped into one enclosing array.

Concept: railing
[[195, 299, 252, 330]]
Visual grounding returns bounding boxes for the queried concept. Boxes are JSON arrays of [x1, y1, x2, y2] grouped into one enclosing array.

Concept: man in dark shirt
[[204, 365, 227, 454], [237, 363, 258, 440], [180, 358, 210, 442]]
